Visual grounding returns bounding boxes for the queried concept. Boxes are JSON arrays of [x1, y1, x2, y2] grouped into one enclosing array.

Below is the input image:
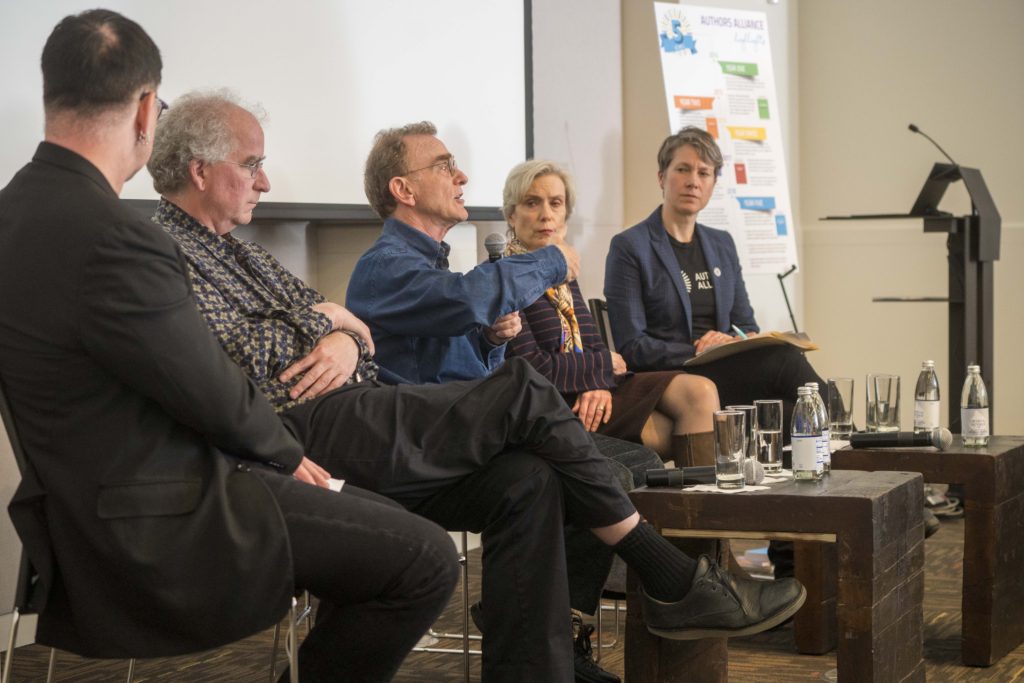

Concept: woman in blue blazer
[[605, 126, 825, 441]]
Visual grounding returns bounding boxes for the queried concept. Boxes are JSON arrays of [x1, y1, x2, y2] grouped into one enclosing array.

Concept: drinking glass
[[725, 404, 757, 460], [872, 374, 901, 432], [714, 410, 746, 489], [753, 399, 783, 472], [826, 378, 854, 440]]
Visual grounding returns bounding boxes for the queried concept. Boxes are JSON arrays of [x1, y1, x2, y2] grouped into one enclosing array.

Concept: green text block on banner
[[719, 61, 759, 77]]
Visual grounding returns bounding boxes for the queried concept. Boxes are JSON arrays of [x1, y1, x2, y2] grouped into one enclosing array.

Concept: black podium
[[825, 162, 1001, 432]]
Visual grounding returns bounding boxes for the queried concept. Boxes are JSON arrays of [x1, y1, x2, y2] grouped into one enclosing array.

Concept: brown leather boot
[[670, 432, 715, 467]]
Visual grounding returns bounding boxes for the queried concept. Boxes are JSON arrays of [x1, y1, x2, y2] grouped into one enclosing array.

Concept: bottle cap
[[923, 360, 935, 367], [805, 382, 819, 390], [797, 386, 812, 396], [967, 364, 980, 372]]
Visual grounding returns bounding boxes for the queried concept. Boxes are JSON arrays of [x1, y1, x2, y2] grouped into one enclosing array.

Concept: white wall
[[798, 0, 1024, 432], [531, 0, 625, 297], [314, 0, 626, 302]]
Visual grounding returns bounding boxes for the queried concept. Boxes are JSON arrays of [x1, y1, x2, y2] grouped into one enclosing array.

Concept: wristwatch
[[338, 330, 379, 384]]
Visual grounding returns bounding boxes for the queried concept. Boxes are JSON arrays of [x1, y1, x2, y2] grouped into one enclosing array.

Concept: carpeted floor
[[4, 515, 1023, 681]]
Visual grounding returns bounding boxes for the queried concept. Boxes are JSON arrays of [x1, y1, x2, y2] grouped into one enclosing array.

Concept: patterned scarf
[[507, 236, 583, 353]]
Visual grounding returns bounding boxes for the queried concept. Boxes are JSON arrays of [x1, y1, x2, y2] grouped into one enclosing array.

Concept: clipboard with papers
[[683, 331, 818, 367]]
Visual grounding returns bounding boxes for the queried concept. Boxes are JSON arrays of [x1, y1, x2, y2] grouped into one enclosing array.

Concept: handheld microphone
[[644, 461, 765, 487], [484, 233, 507, 263], [908, 123, 958, 167], [849, 427, 953, 451]]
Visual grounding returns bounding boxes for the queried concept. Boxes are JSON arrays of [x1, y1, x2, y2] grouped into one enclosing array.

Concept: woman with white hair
[[502, 159, 721, 465]]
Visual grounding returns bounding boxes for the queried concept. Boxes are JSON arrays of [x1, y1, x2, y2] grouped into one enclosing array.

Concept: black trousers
[[686, 345, 826, 440], [281, 358, 637, 681], [256, 471, 459, 682]]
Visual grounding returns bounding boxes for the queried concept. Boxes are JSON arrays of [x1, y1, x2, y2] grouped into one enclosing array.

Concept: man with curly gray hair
[[148, 90, 263, 197]]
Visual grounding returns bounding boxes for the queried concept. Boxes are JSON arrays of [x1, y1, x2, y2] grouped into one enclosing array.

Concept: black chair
[[410, 531, 479, 683], [584, 300, 626, 660], [587, 299, 616, 351], [2, 552, 57, 683], [0, 380, 67, 683], [0, 379, 301, 683]]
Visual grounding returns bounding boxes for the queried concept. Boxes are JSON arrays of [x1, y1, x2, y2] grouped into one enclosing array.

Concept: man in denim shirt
[[347, 121, 578, 384]]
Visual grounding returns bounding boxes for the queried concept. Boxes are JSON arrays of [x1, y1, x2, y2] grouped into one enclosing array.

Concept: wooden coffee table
[[626, 469, 925, 683], [833, 435, 1024, 666]]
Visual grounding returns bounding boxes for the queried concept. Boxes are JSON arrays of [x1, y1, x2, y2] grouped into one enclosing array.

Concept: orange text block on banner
[[706, 118, 720, 138], [726, 126, 767, 141], [674, 95, 715, 111]]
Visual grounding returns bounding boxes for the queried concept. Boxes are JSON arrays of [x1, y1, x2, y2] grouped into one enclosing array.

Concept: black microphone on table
[[908, 123, 958, 167], [484, 233, 507, 262], [849, 427, 954, 451], [645, 460, 765, 488]]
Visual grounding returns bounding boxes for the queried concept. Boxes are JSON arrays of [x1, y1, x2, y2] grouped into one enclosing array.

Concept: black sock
[[613, 522, 698, 602]]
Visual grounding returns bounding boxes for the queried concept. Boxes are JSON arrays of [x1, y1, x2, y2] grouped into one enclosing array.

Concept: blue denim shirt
[[346, 218, 567, 384]]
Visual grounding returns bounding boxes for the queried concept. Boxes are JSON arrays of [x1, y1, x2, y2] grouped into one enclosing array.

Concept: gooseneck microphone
[[850, 427, 953, 451], [908, 123, 958, 167], [484, 233, 507, 263]]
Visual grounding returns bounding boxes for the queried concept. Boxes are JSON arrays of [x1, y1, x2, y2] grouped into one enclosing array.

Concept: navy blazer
[[604, 206, 758, 371]]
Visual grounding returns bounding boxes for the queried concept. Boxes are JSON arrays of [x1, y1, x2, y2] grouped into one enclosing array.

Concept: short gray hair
[[657, 126, 723, 177], [502, 159, 576, 228], [364, 121, 437, 218], [148, 89, 265, 195]]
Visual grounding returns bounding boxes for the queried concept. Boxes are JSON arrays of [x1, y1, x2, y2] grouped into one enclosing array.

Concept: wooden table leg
[[962, 479, 1024, 665], [792, 540, 837, 654], [624, 538, 728, 682], [835, 491, 925, 681]]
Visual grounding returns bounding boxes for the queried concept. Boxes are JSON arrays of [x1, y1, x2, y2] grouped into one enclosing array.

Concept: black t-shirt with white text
[[668, 232, 716, 340]]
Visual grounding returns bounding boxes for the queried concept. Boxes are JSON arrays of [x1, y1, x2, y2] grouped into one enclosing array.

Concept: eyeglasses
[[405, 154, 458, 177], [140, 91, 169, 120], [221, 157, 266, 179]]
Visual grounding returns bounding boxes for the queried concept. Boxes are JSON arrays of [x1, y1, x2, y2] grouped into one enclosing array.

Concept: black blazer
[[0, 143, 304, 658]]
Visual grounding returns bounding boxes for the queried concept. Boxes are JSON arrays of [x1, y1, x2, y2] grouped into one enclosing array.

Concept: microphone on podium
[[908, 123, 958, 167], [484, 233, 507, 263], [849, 427, 953, 451]]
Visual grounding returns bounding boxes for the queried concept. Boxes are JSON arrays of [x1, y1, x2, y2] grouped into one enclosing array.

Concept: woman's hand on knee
[[573, 389, 613, 432]]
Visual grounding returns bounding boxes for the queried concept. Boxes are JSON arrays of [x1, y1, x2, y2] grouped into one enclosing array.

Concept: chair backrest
[[0, 378, 30, 476], [587, 298, 616, 352], [0, 378, 43, 616]]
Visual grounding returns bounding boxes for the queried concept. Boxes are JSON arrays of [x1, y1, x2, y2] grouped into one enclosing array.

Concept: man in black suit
[[0, 10, 458, 681]]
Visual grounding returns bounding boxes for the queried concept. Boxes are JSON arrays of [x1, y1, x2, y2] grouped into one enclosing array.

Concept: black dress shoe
[[640, 555, 807, 640], [571, 613, 620, 683], [472, 603, 620, 682], [923, 507, 941, 538]]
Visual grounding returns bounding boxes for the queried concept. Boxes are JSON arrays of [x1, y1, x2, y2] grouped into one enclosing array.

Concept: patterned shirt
[[154, 199, 375, 412]]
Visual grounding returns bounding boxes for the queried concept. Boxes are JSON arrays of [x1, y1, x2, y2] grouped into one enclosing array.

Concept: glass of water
[[826, 378, 854, 440], [871, 374, 901, 432], [753, 399, 783, 473], [714, 410, 746, 489], [725, 404, 757, 460]]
